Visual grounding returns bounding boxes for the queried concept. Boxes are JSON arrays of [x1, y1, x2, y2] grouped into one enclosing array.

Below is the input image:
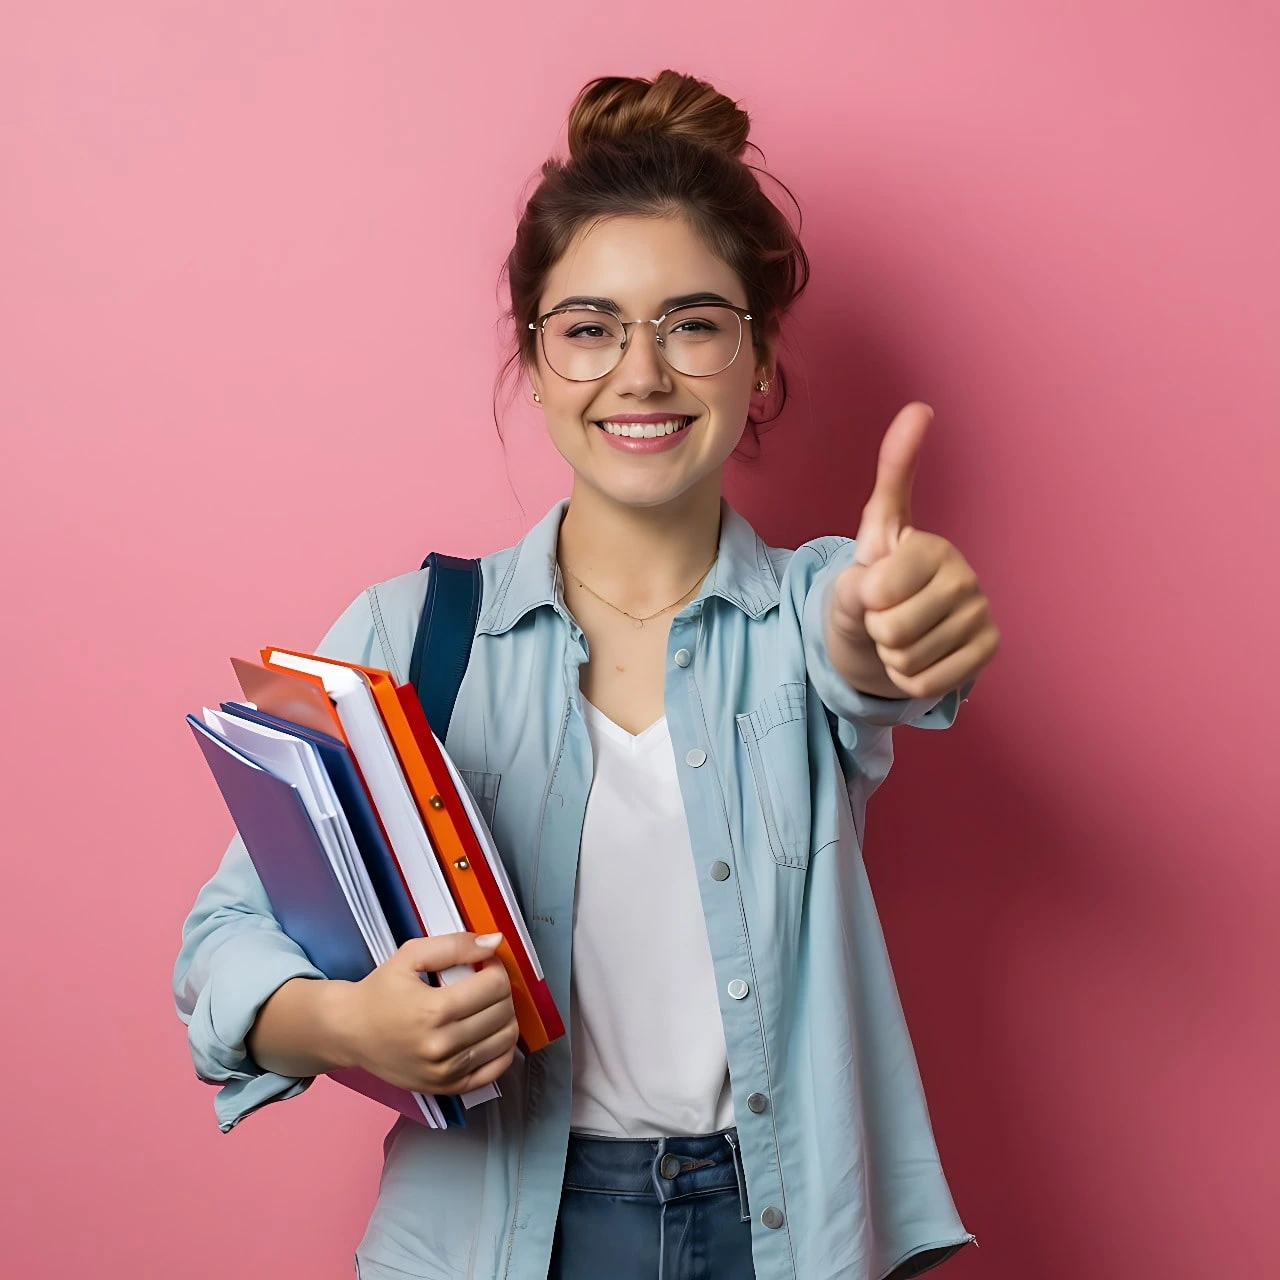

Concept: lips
[[593, 416, 695, 439]]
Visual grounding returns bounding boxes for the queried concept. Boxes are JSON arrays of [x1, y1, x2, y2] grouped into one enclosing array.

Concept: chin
[[585, 469, 703, 511]]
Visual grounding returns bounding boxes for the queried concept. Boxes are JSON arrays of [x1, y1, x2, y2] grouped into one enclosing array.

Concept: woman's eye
[[566, 325, 609, 339]]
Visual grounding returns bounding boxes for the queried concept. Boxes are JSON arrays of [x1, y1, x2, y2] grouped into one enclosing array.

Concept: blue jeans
[[549, 1128, 757, 1280]]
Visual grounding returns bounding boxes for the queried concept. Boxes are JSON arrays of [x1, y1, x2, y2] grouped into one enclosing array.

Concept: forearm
[[246, 976, 360, 1078]]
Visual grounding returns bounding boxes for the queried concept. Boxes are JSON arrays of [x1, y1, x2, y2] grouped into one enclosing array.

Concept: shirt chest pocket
[[736, 682, 827, 870], [457, 768, 501, 832]]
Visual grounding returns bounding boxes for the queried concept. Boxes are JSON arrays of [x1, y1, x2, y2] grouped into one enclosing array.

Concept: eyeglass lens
[[539, 305, 744, 381]]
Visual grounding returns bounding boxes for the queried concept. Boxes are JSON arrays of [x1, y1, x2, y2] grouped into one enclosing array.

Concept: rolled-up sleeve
[[172, 587, 388, 1131], [173, 833, 325, 1131]]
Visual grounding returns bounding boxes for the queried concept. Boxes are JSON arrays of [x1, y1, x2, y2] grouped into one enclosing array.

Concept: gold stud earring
[[756, 379, 770, 394], [532, 390, 542, 404]]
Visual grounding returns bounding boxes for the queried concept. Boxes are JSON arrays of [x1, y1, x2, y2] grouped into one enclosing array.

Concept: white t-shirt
[[568, 698, 735, 1138]]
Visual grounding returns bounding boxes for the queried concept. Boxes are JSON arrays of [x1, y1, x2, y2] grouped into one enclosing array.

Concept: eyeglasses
[[529, 303, 753, 382]]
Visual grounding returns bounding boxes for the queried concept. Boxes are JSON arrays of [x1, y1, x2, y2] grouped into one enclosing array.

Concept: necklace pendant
[[632, 616, 646, 629]]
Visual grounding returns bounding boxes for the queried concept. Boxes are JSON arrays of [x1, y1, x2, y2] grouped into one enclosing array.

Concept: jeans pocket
[[736, 682, 814, 869]]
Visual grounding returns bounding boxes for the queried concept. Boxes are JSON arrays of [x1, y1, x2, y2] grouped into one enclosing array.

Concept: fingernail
[[475, 933, 503, 950]]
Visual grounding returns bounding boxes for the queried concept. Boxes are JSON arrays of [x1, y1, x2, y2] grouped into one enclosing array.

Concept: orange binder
[[231, 658, 345, 742], [393, 684, 564, 1047], [263, 648, 557, 1053]]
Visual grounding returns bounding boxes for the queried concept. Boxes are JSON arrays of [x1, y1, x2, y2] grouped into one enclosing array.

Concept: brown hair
[[497, 70, 810, 446]]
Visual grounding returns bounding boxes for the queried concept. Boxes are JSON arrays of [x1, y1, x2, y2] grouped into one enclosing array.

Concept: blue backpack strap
[[409, 553, 482, 740]]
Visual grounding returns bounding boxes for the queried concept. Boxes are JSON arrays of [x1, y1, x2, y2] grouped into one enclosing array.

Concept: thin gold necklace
[[562, 554, 717, 628]]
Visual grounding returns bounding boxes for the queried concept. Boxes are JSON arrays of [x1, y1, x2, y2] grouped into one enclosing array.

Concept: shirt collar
[[477, 497, 782, 635]]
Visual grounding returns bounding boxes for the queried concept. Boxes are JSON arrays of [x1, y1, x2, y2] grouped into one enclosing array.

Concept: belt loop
[[650, 1137, 670, 1206], [724, 1130, 750, 1223]]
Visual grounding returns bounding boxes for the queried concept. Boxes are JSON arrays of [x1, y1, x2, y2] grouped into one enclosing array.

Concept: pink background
[[2, 3, 1275, 1277]]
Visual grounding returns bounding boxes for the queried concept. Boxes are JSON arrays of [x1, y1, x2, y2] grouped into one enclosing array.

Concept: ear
[[754, 343, 777, 387], [751, 321, 778, 382]]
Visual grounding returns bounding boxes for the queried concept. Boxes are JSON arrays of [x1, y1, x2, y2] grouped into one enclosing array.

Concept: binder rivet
[[429, 795, 444, 809], [453, 858, 470, 870]]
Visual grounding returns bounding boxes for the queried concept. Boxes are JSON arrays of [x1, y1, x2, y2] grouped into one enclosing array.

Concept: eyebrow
[[547, 291, 740, 314]]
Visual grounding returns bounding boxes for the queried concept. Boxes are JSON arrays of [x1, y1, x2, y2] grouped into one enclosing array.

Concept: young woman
[[175, 70, 999, 1280]]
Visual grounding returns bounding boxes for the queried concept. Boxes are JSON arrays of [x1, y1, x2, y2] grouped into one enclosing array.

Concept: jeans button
[[760, 1206, 785, 1229], [747, 1092, 768, 1114], [659, 1154, 682, 1180], [727, 979, 749, 1000], [673, 647, 692, 667], [709, 860, 731, 881], [685, 748, 707, 768]]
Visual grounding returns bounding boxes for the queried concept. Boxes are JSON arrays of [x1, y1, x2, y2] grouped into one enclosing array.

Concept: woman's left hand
[[825, 403, 1001, 701]]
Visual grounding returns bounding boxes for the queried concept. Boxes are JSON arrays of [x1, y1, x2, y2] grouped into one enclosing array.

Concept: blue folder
[[189, 715, 373, 983], [218, 702, 422, 949], [187, 714, 464, 1128]]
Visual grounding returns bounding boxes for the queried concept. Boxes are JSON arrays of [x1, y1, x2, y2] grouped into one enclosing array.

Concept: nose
[[609, 320, 674, 397]]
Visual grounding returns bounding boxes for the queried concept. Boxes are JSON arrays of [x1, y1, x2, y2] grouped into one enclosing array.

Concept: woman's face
[[528, 214, 774, 512]]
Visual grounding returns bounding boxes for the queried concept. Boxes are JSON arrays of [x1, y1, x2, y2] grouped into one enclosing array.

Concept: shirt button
[[659, 1154, 682, 1180], [727, 979, 749, 1000], [760, 1206, 785, 1230], [709, 860, 731, 882], [746, 1092, 768, 1114], [673, 647, 691, 667], [685, 748, 707, 768]]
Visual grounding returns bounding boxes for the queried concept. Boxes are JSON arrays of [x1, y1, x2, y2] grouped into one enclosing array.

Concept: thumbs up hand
[[825, 403, 1000, 701]]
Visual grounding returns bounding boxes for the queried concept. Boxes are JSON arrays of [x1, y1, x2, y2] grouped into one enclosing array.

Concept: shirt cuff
[[182, 929, 325, 1132]]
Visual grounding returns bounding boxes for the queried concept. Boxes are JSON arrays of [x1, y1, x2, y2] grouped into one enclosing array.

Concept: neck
[[556, 475, 723, 613]]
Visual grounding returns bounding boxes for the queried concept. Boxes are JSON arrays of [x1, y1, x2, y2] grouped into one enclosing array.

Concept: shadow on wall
[[730, 264, 1212, 1279]]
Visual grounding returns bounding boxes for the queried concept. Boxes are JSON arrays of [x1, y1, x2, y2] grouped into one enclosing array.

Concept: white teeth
[[598, 417, 691, 438]]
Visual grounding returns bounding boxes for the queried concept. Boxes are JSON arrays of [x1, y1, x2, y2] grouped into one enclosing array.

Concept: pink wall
[[2, 3, 1275, 1276]]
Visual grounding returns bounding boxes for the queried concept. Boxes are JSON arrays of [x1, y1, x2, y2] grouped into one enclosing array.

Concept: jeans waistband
[[564, 1128, 750, 1218]]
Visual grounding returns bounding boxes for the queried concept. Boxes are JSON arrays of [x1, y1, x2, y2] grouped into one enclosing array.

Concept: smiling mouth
[[593, 416, 695, 439]]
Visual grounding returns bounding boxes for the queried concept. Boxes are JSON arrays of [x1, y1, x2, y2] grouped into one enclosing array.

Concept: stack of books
[[187, 646, 563, 1128]]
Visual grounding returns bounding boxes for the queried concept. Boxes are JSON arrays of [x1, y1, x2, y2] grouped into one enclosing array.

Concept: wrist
[[315, 979, 365, 1072]]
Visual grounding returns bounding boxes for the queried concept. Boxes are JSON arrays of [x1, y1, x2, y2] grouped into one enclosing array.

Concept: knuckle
[[946, 573, 975, 609], [421, 1030, 451, 1065], [896, 651, 924, 677], [870, 615, 903, 647], [896, 672, 928, 698], [450, 1043, 474, 1079], [879, 644, 908, 673], [419, 999, 448, 1031]]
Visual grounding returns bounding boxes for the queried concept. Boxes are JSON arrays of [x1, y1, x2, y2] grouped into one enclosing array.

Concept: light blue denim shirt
[[175, 498, 978, 1280]]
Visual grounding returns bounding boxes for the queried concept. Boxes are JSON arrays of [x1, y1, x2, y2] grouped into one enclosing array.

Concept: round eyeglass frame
[[528, 303, 754, 382]]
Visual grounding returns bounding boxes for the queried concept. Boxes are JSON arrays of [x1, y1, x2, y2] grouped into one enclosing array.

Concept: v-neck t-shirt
[[568, 697, 735, 1138]]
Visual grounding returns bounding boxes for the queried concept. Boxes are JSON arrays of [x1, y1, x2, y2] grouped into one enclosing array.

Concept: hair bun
[[567, 70, 751, 161]]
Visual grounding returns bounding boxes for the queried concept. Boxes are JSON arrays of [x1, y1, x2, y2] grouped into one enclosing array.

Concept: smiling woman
[[174, 68, 998, 1280]]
